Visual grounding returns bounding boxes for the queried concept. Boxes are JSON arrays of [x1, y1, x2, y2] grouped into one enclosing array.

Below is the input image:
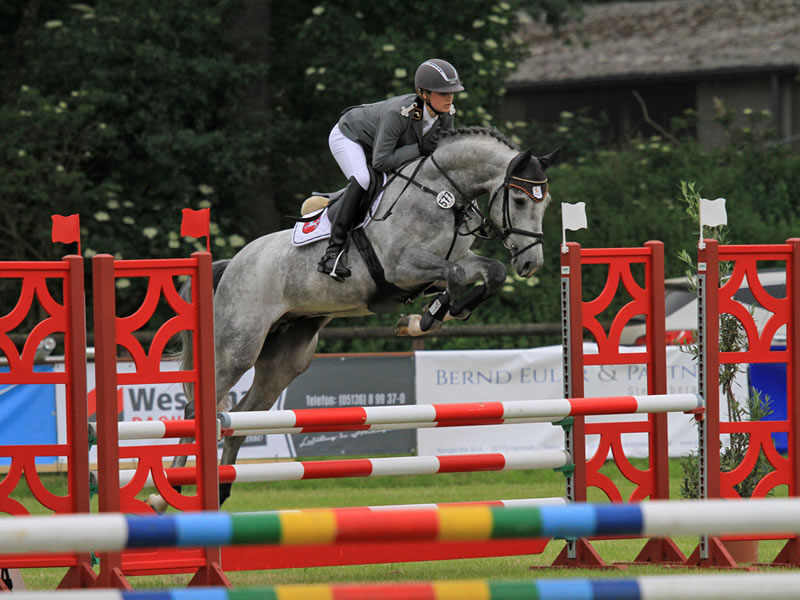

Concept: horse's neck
[[426, 140, 510, 197]]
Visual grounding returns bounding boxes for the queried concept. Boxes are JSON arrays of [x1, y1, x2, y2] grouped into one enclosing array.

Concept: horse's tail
[[172, 259, 231, 409]]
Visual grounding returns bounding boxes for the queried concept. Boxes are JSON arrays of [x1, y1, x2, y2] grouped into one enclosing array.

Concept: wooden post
[[769, 238, 800, 567], [57, 255, 98, 589], [187, 252, 230, 587], [90, 255, 132, 590], [549, 242, 611, 568]]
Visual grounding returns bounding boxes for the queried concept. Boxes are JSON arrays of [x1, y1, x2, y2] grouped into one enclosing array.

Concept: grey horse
[[151, 126, 557, 509]]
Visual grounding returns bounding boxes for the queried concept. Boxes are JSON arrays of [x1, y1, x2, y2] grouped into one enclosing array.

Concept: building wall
[[501, 80, 696, 149], [503, 71, 799, 154], [695, 74, 794, 150], [787, 78, 800, 153]]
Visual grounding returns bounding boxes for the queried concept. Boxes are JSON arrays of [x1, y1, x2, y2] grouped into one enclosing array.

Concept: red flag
[[51, 214, 81, 255], [181, 208, 210, 252]]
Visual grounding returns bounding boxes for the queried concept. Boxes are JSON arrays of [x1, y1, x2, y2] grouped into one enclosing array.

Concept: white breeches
[[329, 125, 370, 191]]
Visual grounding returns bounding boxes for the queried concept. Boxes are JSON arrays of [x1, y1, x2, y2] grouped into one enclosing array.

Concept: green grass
[[6, 458, 797, 590]]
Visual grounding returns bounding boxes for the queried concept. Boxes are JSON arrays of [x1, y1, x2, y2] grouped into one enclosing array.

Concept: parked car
[[620, 269, 787, 346]]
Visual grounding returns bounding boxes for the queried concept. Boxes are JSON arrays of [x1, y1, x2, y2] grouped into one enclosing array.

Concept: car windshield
[[664, 288, 695, 315], [625, 285, 695, 325], [733, 284, 786, 305]]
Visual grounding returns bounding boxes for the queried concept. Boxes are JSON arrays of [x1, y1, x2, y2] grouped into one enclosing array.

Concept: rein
[[368, 161, 424, 222], [388, 155, 489, 259]]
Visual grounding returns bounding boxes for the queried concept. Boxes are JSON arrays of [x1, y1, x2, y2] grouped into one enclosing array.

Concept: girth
[[351, 228, 426, 313]]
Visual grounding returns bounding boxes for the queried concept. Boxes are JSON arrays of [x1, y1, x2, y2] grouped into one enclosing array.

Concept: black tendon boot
[[318, 177, 365, 282]]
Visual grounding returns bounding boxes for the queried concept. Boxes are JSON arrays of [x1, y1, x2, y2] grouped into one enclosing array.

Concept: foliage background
[[2, 1, 798, 350]]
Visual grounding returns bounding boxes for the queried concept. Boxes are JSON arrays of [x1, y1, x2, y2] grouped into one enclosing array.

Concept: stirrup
[[318, 249, 351, 282]]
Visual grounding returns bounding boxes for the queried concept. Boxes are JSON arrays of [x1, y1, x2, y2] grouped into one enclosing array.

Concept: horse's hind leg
[[149, 322, 271, 511], [217, 316, 330, 506]]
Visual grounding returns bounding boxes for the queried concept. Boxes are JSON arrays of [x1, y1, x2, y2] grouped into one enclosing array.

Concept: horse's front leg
[[388, 246, 468, 337], [445, 252, 506, 321], [420, 252, 505, 330], [392, 249, 504, 336]]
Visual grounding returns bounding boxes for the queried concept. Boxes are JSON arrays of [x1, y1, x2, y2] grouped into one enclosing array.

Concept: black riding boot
[[318, 177, 365, 282]]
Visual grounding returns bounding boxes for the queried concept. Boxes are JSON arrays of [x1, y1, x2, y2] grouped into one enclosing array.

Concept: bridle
[[431, 150, 548, 260], [487, 169, 548, 259], [379, 149, 548, 260]]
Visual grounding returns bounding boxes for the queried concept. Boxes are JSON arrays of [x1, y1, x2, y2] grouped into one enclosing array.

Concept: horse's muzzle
[[513, 249, 543, 278], [508, 232, 544, 277], [515, 260, 539, 278]]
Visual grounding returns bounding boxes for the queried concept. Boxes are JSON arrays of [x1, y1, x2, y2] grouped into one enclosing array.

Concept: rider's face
[[425, 91, 454, 115]]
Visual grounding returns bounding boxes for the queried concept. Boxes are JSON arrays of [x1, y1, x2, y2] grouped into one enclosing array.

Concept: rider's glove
[[418, 136, 438, 156]]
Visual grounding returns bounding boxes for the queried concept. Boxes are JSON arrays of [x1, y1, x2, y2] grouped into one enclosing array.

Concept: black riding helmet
[[414, 59, 465, 93]]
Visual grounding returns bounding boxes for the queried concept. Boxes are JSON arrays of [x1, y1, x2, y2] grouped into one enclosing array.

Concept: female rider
[[319, 58, 465, 281]]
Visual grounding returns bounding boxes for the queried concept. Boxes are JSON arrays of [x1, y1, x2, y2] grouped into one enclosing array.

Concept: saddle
[[301, 166, 382, 223], [292, 166, 427, 311], [291, 171, 385, 247]]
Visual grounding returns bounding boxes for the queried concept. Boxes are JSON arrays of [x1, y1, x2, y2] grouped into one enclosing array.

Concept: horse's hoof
[[147, 493, 168, 514], [395, 314, 425, 337], [395, 314, 412, 336]]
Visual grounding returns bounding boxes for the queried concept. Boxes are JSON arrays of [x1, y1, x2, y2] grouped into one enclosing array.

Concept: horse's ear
[[537, 147, 561, 171], [506, 148, 532, 178]]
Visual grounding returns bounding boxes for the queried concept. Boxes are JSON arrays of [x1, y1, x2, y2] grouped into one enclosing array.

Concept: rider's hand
[[418, 136, 438, 156]]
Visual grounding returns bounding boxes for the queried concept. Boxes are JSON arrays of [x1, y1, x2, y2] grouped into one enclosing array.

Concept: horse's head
[[488, 147, 559, 278]]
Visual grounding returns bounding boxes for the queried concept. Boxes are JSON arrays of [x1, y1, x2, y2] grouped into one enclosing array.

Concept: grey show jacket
[[337, 93, 454, 172]]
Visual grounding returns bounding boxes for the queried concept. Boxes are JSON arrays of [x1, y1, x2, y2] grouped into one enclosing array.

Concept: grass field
[[5, 458, 797, 590]]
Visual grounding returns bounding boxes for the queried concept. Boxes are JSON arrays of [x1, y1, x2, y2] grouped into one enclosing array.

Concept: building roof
[[508, 0, 800, 89]]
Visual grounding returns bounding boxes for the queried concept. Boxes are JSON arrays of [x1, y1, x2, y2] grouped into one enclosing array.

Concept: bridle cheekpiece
[[486, 149, 547, 259]]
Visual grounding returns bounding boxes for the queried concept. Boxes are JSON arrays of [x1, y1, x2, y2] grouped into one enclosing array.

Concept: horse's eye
[[513, 197, 526, 208]]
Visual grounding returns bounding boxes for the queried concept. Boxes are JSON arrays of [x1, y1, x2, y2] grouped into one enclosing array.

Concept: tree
[[0, 0, 580, 263], [264, 2, 535, 220], [0, 1, 266, 261]]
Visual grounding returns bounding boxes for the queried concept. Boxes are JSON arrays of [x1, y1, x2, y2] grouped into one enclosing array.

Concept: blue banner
[[0, 366, 58, 465], [749, 347, 788, 454]]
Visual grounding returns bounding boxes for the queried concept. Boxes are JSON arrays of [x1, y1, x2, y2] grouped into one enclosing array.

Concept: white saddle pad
[[291, 178, 385, 246]]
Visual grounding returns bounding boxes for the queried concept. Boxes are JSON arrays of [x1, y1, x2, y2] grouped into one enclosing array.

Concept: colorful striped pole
[[118, 450, 571, 487], [2, 499, 800, 554], [10, 573, 800, 599], [110, 394, 703, 439]]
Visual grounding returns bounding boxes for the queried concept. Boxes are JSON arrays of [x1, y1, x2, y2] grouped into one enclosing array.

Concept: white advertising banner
[[415, 344, 733, 459], [56, 354, 416, 465], [52, 345, 742, 466], [57, 362, 293, 465]]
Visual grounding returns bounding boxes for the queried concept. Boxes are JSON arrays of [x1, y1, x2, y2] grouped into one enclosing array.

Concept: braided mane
[[435, 126, 520, 151]]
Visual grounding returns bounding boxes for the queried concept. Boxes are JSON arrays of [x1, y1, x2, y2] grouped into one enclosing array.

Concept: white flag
[[700, 197, 727, 228], [561, 202, 587, 232]]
